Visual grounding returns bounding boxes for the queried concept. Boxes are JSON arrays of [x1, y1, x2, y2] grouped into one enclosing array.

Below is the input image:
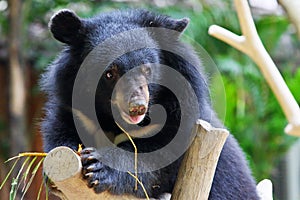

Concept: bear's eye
[[149, 21, 155, 27], [105, 70, 114, 80], [105, 64, 118, 80]]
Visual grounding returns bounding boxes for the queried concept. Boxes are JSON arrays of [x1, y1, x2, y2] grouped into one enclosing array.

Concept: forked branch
[[208, 0, 300, 136]]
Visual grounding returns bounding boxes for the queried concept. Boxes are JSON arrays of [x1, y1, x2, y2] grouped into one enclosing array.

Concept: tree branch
[[208, 0, 300, 136], [171, 120, 228, 200], [279, 0, 300, 39]]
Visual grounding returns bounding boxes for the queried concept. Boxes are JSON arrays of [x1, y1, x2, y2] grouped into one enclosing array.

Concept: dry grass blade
[[20, 157, 45, 200], [10, 178, 18, 200], [1, 153, 48, 200], [0, 158, 20, 190], [5, 152, 47, 163], [21, 157, 37, 192], [115, 122, 138, 190], [5, 156, 22, 163], [45, 175, 49, 200], [127, 171, 150, 200], [11, 157, 31, 198], [36, 174, 45, 200]]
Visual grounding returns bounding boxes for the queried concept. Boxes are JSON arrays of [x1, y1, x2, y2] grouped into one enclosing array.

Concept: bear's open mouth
[[112, 98, 148, 125], [129, 114, 146, 124], [121, 98, 148, 124], [121, 110, 146, 124]]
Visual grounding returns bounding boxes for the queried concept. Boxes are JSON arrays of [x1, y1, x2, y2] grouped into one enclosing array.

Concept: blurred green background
[[0, 0, 299, 199]]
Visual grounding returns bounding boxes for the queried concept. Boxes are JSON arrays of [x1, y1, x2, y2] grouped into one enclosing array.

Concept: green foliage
[[0, 0, 8, 38], [286, 68, 300, 102], [256, 16, 290, 53], [218, 59, 297, 180]]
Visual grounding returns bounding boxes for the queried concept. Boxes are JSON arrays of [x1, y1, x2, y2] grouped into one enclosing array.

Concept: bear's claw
[[81, 147, 114, 194]]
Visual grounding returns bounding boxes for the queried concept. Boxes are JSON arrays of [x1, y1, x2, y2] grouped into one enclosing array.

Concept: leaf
[[45, 176, 49, 200], [256, 16, 289, 53], [15, 157, 31, 192], [8, 157, 34, 200], [9, 178, 18, 200], [36, 174, 45, 200], [21, 156, 37, 192], [0, 158, 20, 190], [20, 157, 44, 200], [216, 56, 243, 75], [5, 155, 22, 163]]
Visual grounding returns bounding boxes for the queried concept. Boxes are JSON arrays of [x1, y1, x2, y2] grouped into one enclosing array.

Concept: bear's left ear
[[150, 17, 190, 33], [49, 9, 85, 45], [170, 18, 190, 33]]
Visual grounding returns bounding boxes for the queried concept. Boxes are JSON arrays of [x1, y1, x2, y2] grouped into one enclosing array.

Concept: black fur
[[41, 9, 259, 199]]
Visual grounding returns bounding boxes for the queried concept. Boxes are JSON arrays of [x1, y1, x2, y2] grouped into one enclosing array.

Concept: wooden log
[[43, 146, 170, 200], [43, 120, 228, 200], [171, 120, 229, 200], [257, 179, 273, 200]]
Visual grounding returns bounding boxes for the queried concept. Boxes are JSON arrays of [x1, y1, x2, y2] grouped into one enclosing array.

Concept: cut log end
[[44, 146, 81, 182]]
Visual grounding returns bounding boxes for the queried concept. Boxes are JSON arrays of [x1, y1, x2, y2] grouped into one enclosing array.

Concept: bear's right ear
[[49, 9, 85, 45]]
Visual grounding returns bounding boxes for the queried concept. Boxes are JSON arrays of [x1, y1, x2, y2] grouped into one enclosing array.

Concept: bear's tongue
[[128, 102, 146, 124], [129, 115, 144, 124]]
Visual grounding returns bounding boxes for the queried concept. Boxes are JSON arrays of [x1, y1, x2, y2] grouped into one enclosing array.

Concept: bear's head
[[48, 9, 190, 129]]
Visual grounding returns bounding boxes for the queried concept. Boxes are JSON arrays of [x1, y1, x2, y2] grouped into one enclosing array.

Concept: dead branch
[[279, 0, 300, 39], [208, 0, 300, 136], [171, 120, 229, 200]]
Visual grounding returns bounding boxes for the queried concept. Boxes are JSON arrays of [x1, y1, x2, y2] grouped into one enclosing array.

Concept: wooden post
[[171, 120, 229, 200], [43, 120, 228, 200]]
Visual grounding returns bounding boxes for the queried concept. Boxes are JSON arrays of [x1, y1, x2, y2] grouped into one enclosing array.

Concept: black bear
[[41, 9, 259, 199]]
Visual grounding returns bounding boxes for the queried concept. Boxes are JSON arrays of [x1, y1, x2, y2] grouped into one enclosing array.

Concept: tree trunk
[[8, 0, 28, 156]]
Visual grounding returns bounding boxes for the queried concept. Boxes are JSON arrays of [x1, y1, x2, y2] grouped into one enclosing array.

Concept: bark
[[171, 120, 228, 200], [8, 0, 28, 155]]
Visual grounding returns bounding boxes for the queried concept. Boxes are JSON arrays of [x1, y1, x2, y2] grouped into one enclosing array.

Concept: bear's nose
[[129, 101, 146, 116]]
